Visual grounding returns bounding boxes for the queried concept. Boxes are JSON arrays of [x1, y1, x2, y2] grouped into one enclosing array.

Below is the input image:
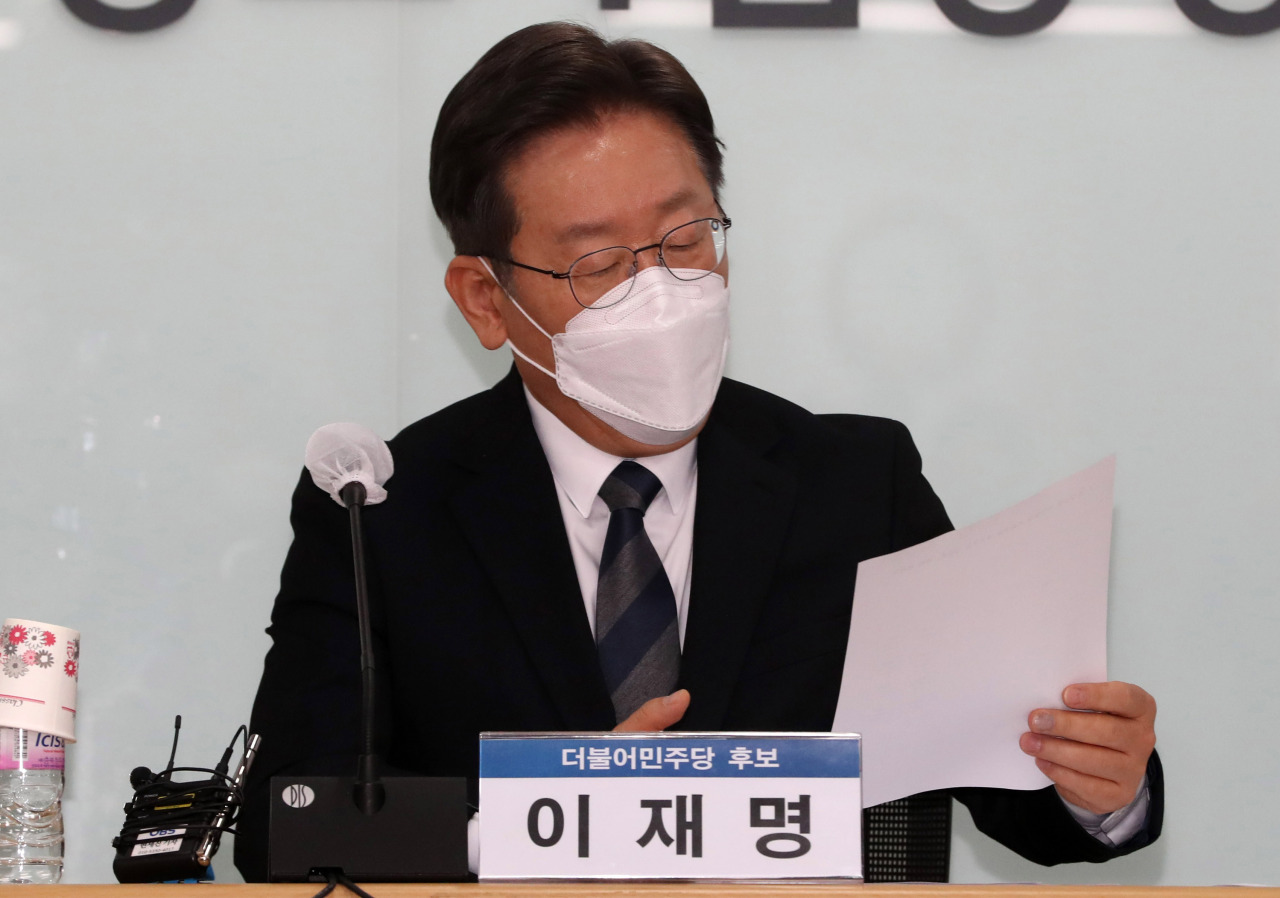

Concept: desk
[[32, 886, 1280, 897]]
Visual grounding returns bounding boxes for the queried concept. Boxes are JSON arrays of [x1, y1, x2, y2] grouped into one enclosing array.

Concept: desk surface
[[34, 885, 1280, 897]]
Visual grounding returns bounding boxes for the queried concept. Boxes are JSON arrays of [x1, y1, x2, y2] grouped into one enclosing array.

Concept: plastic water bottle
[[0, 727, 64, 883]]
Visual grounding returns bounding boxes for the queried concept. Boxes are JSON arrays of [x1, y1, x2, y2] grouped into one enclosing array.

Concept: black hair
[[429, 22, 724, 260]]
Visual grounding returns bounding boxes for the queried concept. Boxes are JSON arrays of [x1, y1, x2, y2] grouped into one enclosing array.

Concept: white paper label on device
[[131, 837, 183, 857]]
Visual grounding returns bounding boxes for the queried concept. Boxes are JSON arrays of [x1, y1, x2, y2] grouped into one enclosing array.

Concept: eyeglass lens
[[568, 218, 727, 307]]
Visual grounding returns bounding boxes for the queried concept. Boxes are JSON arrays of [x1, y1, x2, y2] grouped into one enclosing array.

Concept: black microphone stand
[[267, 474, 467, 883], [338, 480, 386, 816]]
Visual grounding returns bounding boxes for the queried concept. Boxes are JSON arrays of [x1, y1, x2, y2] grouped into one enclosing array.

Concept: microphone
[[112, 716, 259, 883], [268, 424, 467, 884], [304, 424, 394, 816], [305, 422, 394, 509]]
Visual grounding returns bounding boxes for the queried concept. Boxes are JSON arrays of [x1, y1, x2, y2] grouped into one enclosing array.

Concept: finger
[[1027, 707, 1148, 753], [613, 689, 690, 732], [1020, 731, 1133, 784], [1062, 682, 1156, 721], [1033, 756, 1137, 815]]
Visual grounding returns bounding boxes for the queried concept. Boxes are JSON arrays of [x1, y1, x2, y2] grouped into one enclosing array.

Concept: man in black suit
[[236, 22, 1160, 881]]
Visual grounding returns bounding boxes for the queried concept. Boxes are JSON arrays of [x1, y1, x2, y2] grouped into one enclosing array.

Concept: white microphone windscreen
[[304, 423, 394, 506]]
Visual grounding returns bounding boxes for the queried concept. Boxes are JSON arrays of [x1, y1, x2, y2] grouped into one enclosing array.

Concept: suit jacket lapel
[[448, 372, 616, 731], [679, 386, 797, 730]]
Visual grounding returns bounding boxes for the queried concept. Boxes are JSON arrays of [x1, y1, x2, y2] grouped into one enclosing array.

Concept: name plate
[[478, 732, 861, 880]]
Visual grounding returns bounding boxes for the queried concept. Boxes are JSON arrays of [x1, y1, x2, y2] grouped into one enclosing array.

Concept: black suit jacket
[[235, 370, 1161, 880]]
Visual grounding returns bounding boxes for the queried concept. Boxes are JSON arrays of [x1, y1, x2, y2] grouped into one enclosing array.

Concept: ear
[[445, 256, 509, 350]]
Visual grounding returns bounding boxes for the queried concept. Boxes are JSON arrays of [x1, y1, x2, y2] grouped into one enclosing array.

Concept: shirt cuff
[[1060, 774, 1151, 847]]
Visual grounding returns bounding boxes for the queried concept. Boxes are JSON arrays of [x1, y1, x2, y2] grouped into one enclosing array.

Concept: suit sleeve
[[884, 417, 953, 551], [882, 419, 1164, 865]]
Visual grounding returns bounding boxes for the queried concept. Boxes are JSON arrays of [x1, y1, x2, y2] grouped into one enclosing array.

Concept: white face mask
[[481, 260, 730, 446]]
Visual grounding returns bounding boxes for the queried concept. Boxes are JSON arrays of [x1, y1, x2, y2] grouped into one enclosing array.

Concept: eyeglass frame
[[493, 215, 732, 308]]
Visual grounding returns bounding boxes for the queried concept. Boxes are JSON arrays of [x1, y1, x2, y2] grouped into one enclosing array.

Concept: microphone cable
[[309, 869, 379, 898]]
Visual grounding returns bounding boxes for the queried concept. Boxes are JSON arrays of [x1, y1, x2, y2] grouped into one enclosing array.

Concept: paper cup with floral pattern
[[0, 619, 80, 742]]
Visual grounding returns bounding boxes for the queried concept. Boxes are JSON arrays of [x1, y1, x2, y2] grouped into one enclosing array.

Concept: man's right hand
[[613, 689, 690, 732]]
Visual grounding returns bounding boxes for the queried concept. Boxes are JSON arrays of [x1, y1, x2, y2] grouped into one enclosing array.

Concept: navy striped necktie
[[595, 461, 681, 724]]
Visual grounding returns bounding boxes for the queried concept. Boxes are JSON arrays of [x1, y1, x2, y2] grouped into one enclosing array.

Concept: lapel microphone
[[112, 715, 260, 883], [266, 424, 467, 883]]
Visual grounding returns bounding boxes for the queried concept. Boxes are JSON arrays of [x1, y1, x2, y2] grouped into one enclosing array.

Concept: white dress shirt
[[525, 385, 698, 646]]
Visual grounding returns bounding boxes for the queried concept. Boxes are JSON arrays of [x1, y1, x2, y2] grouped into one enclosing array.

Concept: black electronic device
[[267, 425, 469, 882], [112, 716, 260, 883], [267, 775, 468, 882]]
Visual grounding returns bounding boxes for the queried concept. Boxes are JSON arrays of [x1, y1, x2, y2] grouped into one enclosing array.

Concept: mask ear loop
[[478, 258, 558, 381]]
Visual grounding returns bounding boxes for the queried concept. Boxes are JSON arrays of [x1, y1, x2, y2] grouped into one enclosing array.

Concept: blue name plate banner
[[478, 732, 862, 881]]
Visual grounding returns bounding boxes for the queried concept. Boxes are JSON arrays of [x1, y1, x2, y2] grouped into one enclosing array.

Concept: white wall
[[2, 0, 1276, 884]]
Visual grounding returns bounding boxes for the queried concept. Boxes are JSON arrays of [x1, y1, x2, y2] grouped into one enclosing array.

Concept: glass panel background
[[2, 0, 1276, 883]]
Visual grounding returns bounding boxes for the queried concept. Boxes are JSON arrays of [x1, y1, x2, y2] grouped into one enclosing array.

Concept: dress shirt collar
[[524, 385, 697, 519]]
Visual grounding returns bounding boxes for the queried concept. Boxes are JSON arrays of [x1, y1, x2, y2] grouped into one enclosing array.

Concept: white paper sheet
[[832, 456, 1115, 807]]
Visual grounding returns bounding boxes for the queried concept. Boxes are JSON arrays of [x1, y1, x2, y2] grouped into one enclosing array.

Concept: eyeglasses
[[498, 216, 731, 309]]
